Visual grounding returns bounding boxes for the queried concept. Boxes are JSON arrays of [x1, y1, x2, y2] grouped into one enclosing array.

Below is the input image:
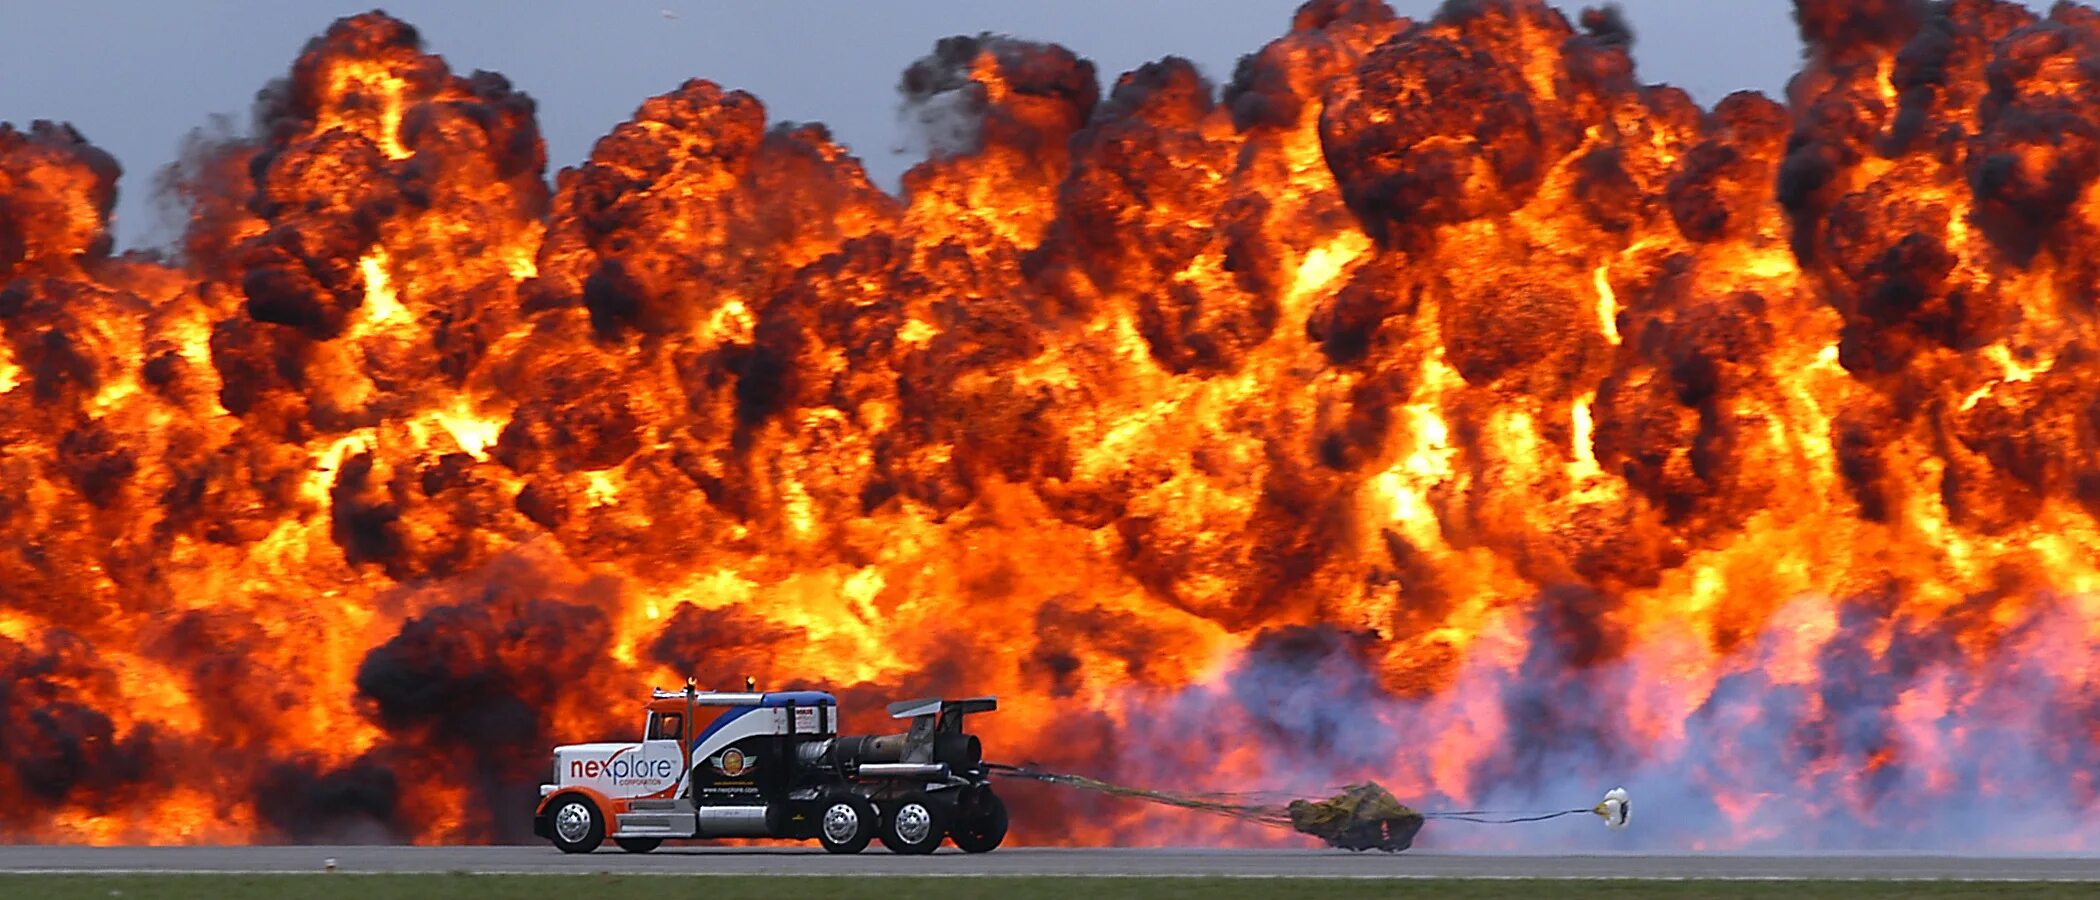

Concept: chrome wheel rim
[[554, 802, 592, 843], [822, 802, 860, 844], [894, 803, 933, 846]]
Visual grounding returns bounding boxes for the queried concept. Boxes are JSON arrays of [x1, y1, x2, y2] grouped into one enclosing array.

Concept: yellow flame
[[897, 317, 939, 345], [346, 247, 411, 342], [702, 299, 755, 344], [168, 306, 215, 371], [362, 250, 406, 322], [433, 397, 505, 461], [91, 373, 141, 414], [1373, 352, 1462, 547], [303, 432, 373, 507], [0, 609, 32, 643], [1592, 264, 1622, 345], [1962, 342, 2055, 410], [322, 61, 413, 160], [842, 566, 887, 623], [1984, 342, 2047, 383], [1289, 232, 1371, 319], [503, 246, 538, 280], [584, 471, 621, 508], [1569, 392, 1602, 482], [782, 478, 817, 539]]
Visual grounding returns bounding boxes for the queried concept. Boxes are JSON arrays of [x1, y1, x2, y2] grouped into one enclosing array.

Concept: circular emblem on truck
[[718, 748, 750, 777]]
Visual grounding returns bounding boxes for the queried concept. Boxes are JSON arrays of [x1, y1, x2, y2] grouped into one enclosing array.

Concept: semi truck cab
[[533, 682, 1006, 855]]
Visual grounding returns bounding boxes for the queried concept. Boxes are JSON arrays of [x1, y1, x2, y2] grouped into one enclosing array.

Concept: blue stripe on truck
[[691, 705, 754, 752]]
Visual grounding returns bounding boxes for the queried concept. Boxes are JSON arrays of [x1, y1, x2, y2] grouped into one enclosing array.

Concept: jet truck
[[533, 682, 1007, 854]]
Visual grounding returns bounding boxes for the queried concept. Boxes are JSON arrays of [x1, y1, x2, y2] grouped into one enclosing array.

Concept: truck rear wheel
[[950, 790, 1007, 853], [818, 793, 877, 854], [614, 837, 662, 854], [548, 795, 604, 854], [878, 791, 947, 855]]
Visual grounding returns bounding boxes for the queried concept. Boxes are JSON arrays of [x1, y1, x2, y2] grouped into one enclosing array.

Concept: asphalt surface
[[1, 846, 2098, 880]]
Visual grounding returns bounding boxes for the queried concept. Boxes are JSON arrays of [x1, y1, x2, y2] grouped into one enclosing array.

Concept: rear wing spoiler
[[887, 697, 997, 719], [882, 697, 995, 768]]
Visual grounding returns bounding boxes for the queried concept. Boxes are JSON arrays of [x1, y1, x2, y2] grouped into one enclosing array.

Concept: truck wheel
[[878, 791, 947, 855], [818, 793, 877, 854], [548, 795, 604, 854], [950, 791, 1007, 853], [614, 837, 662, 854]]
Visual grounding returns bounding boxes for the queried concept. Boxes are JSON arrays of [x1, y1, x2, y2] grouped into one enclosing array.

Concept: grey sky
[[0, 1, 1945, 250]]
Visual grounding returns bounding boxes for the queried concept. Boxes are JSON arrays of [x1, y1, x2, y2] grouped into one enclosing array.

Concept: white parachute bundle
[[1593, 787, 1631, 830]]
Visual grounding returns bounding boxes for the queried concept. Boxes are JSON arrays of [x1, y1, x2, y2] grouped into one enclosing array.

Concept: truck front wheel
[[548, 796, 604, 854]]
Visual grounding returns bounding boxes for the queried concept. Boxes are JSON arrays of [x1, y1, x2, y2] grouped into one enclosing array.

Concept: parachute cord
[[984, 764, 1295, 827], [1423, 809, 1591, 824]]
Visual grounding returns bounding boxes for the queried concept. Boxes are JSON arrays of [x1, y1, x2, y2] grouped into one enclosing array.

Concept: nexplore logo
[[572, 751, 675, 784]]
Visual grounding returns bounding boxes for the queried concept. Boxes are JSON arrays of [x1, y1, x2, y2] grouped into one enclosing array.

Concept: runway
[[1, 846, 2098, 880]]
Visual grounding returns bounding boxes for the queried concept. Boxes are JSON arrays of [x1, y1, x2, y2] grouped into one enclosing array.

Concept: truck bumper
[[532, 785, 555, 838]]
